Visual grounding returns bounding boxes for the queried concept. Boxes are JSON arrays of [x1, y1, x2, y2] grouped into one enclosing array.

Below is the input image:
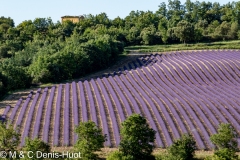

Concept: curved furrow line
[[108, 76, 133, 116], [97, 78, 121, 147], [119, 74, 164, 147], [53, 85, 62, 146], [72, 82, 79, 144], [130, 69, 173, 146], [33, 88, 48, 139], [84, 80, 97, 124], [142, 67, 188, 135], [43, 86, 55, 143], [91, 79, 112, 147], [21, 89, 41, 146], [114, 75, 141, 114], [102, 77, 125, 122], [136, 68, 181, 140]]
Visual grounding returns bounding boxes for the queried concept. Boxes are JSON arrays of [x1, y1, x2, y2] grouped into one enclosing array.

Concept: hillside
[[1, 50, 240, 150]]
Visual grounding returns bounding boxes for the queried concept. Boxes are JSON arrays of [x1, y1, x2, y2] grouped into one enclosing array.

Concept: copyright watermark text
[[0, 151, 82, 159]]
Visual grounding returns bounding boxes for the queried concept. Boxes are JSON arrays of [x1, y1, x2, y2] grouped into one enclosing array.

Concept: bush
[[167, 134, 197, 160], [155, 153, 176, 160], [0, 121, 20, 158], [74, 121, 107, 160], [210, 123, 238, 160], [119, 114, 156, 160], [107, 151, 134, 160], [0, 61, 31, 90], [22, 138, 51, 160]]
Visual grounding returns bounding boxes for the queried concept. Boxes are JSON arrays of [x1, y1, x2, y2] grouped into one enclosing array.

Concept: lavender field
[[1, 50, 240, 150]]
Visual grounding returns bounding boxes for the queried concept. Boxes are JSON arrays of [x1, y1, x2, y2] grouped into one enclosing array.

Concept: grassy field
[[124, 40, 240, 53]]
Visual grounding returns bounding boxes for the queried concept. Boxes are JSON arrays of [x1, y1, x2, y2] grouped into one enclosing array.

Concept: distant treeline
[[0, 0, 240, 98]]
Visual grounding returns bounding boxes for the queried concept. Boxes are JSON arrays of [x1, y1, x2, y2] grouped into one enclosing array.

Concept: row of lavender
[[151, 51, 240, 148], [1, 50, 239, 149]]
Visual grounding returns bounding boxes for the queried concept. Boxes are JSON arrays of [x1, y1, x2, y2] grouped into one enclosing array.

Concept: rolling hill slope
[[1, 50, 240, 150]]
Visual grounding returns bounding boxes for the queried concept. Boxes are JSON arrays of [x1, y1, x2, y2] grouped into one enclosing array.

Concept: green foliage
[[174, 20, 194, 43], [0, 60, 31, 90], [167, 134, 197, 160], [106, 151, 134, 160], [158, 17, 169, 44], [74, 121, 107, 160], [213, 148, 238, 160], [0, 121, 20, 152], [0, 72, 6, 98], [155, 153, 177, 160], [140, 25, 157, 45], [210, 124, 238, 151], [0, 45, 9, 58], [28, 32, 121, 83], [22, 138, 51, 160], [119, 114, 156, 160], [1, 0, 240, 99], [210, 123, 238, 160], [214, 21, 231, 40], [229, 21, 239, 39], [238, 31, 240, 40]]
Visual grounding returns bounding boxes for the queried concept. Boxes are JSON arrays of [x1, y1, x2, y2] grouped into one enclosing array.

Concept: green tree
[[0, 72, 6, 98], [0, 16, 14, 27], [214, 21, 231, 40], [229, 21, 239, 39], [238, 30, 240, 40], [119, 114, 156, 160], [140, 25, 157, 45], [0, 122, 20, 154], [0, 60, 31, 90], [167, 134, 197, 160], [0, 45, 9, 58], [194, 28, 203, 42], [174, 20, 194, 43], [167, 0, 184, 28], [157, 2, 167, 17], [125, 26, 141, 45], [158, 17, 169, 44], [74, 121, 107, 160], [22, 138, 51, 160], [210, 123, 238, 160], [112, 16, 125, 28]]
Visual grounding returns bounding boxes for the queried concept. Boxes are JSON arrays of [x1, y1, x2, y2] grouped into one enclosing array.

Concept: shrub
[[106, 151, 134, 160], [0, 121, 20, 159], [74, 121, 107, 160], [210, 123, 238, 160], [119, 114, 156, 160], [167, 134, 197, 160], [22, 138, 51, 160]]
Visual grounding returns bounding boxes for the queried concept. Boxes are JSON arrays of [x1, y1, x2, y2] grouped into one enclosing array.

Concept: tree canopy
[[119, 114, 156, 159], [74, 121, 107, 160]]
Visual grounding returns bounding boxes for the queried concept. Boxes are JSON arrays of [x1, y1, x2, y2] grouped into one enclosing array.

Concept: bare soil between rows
[[0, 53, 150, 111]]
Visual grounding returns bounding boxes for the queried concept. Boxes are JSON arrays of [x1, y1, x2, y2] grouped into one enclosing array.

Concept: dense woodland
[[0, 0, 240, 98]]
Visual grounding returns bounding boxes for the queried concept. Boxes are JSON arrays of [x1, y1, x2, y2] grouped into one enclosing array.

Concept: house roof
[[61, 15, 83, 18]]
